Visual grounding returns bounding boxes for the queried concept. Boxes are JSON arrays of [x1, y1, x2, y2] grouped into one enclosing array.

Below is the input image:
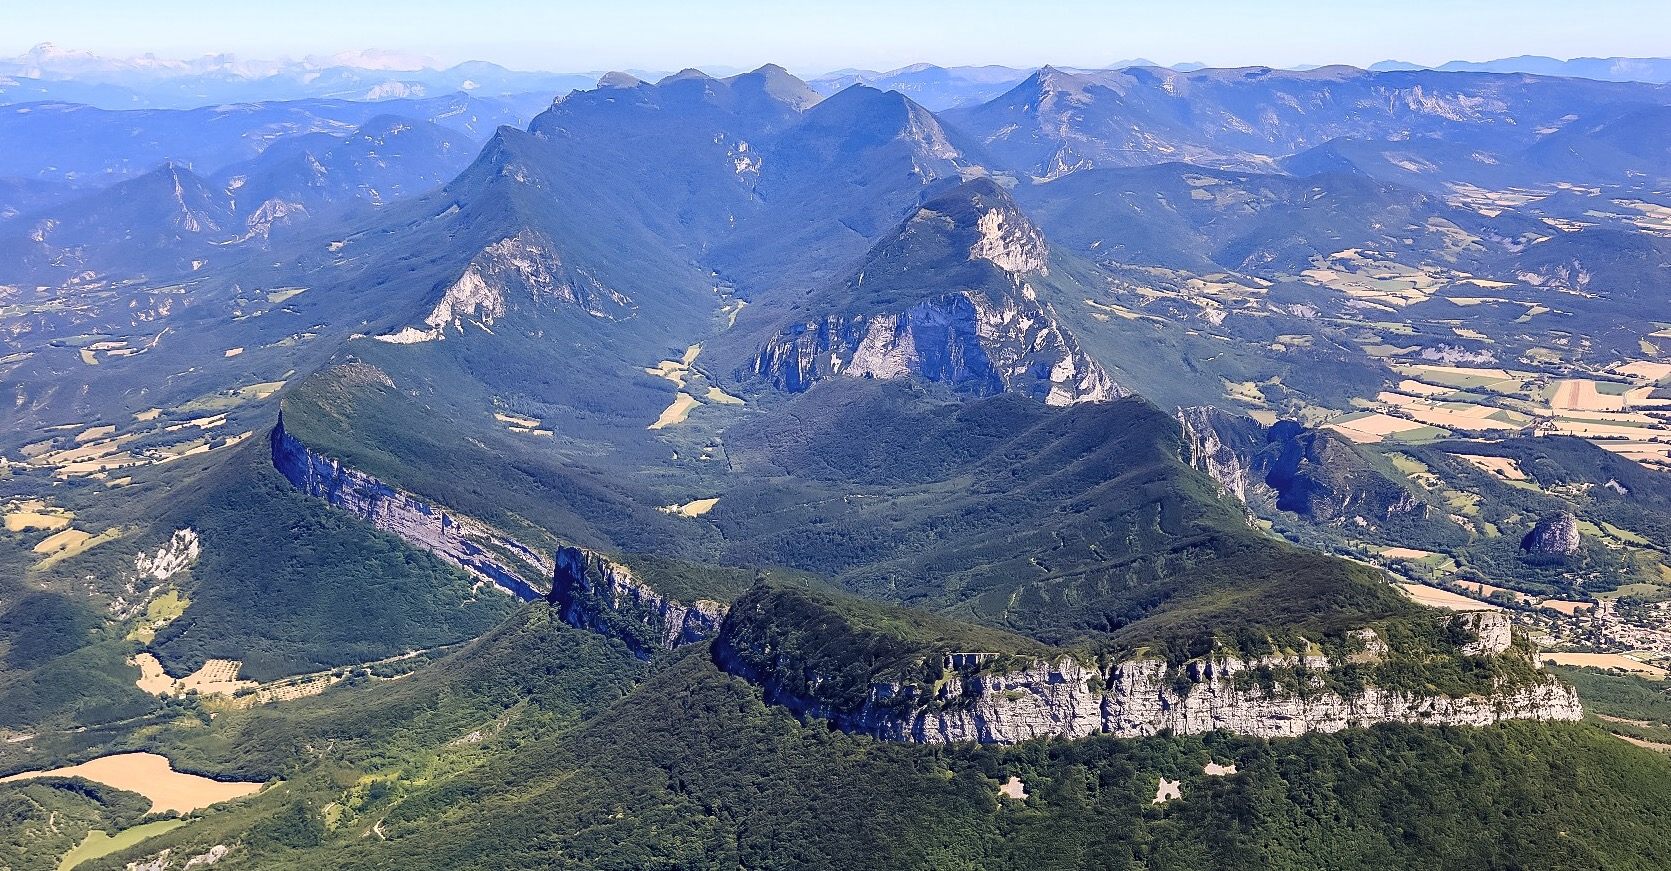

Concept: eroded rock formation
[[1521, 511, 1582, 556], [270, 413, 546, 600], [713, 606, 1583, 745], [548, 545, 727, 658]]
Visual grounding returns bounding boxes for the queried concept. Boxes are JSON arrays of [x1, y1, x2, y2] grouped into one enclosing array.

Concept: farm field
[[57, 820, 187, 871], [1324, 359, 1671, 469], [1540, 652, 1667, 678], [1395, 583, 1499, 611]]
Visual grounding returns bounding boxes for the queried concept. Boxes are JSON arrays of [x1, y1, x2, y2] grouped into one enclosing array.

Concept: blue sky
[[4, 0, 1669, 73]]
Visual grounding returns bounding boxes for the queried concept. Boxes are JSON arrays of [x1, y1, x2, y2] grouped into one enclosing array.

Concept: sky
[[3, 0, 1669, 74]]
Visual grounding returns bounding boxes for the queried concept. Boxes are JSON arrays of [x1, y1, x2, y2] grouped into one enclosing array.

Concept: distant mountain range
[[7, 44, 1671, 111], [0, 42, 596, 108], [1371, 55, 1671, 83], [5, 50, 1671, 871]]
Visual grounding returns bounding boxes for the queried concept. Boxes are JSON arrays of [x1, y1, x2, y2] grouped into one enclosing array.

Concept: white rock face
[[970, 208, 1049, 275], [238, 198, 306, 241], [726, 613, 1582, 746], [1176, 406, 1254, 502], [111, 528, 202, 619], [126, 844, 230, 871], [270, 416, 547, 600], [375, 231, 632, 342], [1454, 611, 1514, 656], [425, 265, 506, 333], [756, 290, 1121, 406], [550, 546, 726, 657], [834, 652, 1580, 745], [135, 529, 201, 582]]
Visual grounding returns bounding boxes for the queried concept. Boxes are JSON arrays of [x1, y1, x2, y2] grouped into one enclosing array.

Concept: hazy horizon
[[4, 0, 1669, 76]]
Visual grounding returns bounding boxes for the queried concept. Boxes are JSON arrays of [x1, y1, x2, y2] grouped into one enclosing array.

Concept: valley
[[0, 36, 1669, 871]]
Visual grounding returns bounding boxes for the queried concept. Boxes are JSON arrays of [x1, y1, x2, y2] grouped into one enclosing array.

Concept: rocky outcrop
[[1176, 406, 1262, 502], [1453, 610, 1513, 656], [756, 290, 1120, 406], [970, 206, 1049, 274], [375, 230, 632, 342], [110, 528, 202, 620], [548, 546, 727, 658], [135, 528, 201, 583], [753, 177, 1122, 406], [1177, 407, 1440, 530], [270, 413, 546, 600], [835, 651, 1581, 744], [714, 604, 1582, 745], [1521, 511, 1582, 556]]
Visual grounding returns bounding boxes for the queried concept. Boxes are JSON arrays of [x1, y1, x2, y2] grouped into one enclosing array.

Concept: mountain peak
[[923, 178, 1047, 275], [1030, 65, 1089, 93], [596, 70, 644, 88], [661, 67, 715, 83], [726, 63, 821, 111], [754, 174, 1114, 405]]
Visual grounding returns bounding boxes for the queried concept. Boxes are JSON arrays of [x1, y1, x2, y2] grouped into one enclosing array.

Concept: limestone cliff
[[270, 414, 546, 600], [826, 648, 1580, 744], [374, 229, 633, 343], [1521, 511, 1582, 556], [548, 545, 727, 658], [712, 597, 1582, 746], [756, 290, 1118, 406], [1176, 406, 1439, 530], [754, 178, 1120, 406]]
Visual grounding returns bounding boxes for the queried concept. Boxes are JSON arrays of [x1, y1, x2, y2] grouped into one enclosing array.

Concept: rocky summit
[[5, 16, 1671, 871], [1522, 511, 1584, 556]]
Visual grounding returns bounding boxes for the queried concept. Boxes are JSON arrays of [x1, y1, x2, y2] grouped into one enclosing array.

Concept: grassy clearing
[[1450, 453, 1529, 480], [705, 386, 745, 406], [31, 527, 93, 555], [660, 497, 720, 518], [33, 527, 123, 569], [127, 590, 190, 643], [648, 393, 700, 430], [57, 820, 187, 871]]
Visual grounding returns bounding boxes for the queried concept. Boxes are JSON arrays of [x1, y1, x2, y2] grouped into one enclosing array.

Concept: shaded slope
[[749, 178, 1118, 405], [714, 383, 1415, 646], [0, 162, 233, 282]]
